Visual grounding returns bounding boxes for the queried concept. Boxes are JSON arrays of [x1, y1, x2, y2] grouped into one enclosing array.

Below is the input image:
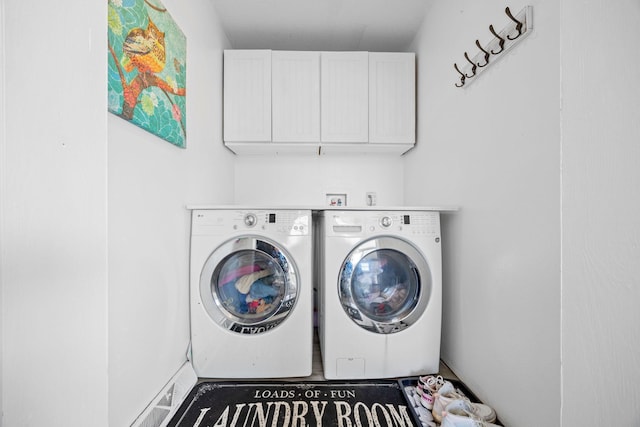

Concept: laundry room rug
[[167, 380, 418, 427]]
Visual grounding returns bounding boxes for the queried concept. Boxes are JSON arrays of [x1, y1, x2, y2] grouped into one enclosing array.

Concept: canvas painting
[[108, 0, 187, 148]]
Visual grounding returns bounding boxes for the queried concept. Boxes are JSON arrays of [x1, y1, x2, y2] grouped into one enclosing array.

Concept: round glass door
[[339, 237, 431, 334], [200, 237, 299, 334]]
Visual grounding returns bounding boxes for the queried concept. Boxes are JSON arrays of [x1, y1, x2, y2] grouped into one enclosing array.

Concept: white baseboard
[[130, 362, 197, 427]]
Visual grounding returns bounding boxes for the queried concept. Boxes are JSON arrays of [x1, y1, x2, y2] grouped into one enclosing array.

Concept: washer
[[189, 209, 313, 378], [316, 210, 442, 379]]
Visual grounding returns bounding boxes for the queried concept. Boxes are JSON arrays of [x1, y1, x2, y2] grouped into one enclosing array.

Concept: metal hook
[[463, 52, 478, 77], [505, 7, 524, 40], [454, 63, 466, 87], [489, 24, 506, 54], [475, 40, 490, 67]]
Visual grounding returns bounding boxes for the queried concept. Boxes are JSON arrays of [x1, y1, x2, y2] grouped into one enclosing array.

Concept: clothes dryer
[[190, 209, 313, 378], [316, 210, 442, 379]]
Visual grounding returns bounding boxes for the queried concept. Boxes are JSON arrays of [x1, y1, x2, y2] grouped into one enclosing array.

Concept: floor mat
[[167, 380, 418, 426]]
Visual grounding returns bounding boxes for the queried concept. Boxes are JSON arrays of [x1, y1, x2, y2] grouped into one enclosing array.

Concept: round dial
[[244, 213, 257, 227], [380, 216, 393, 228]]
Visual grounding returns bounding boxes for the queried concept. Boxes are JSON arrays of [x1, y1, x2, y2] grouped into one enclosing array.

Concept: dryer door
[[339, 237, 431, 334], [199, 236, 299, 334]]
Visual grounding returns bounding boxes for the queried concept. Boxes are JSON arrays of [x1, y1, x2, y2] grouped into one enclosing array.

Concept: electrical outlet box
[[326, 193, 347, 207]]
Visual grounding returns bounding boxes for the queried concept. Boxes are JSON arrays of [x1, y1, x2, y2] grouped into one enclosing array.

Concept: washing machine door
[[199, 236, 299, 334], [339, 237, 431, 334]]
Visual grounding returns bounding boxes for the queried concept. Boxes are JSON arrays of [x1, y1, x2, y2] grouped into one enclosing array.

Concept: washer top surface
[[187, 205, 458, 212]]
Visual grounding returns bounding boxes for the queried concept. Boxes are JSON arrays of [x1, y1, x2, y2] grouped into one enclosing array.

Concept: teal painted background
[[108, 0, 187, 148]]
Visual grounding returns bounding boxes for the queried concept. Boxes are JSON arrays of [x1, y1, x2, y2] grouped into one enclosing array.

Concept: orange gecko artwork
[[108, 0, 187, 147]]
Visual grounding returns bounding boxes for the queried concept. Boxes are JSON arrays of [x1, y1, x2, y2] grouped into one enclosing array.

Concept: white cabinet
[[320, 51, 369, 143], [223, 50, 271, 142], [369, 52, 415, 144], [223, 50, 415, 155], [272, 51, 320, 142]]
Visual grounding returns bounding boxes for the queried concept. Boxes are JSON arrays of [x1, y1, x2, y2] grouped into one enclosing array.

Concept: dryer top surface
[[186, 205, 459, 212]]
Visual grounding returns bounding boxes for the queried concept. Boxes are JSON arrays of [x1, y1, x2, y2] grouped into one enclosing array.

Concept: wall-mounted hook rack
[[475, 40, 491, 67], [454, 5, 533, 88]]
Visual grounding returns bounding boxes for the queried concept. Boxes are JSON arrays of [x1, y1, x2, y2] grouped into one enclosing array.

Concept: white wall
[[561, 0, 640, 425], [405, 1, 561, 426], [234, 154, 404, 207], [0, 0, 232, 425], [0, 0, 109, 426], [107, 0, 232, 425], [0, 0, 5, 423]]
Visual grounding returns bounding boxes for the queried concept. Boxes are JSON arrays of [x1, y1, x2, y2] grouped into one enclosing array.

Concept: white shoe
[[419, 374, 445, 393], [417, 375, 445, 410], [445, 399, 497, 424], [415, 405, 434, 424], [441, 411, 501, 427], [432, 382, 496, 424]]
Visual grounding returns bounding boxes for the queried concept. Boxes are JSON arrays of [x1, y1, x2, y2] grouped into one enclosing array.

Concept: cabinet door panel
[[223, 50, 271, 142], [369, 52, 415, 144], [272, 51, 320, 142], [321, 52, 369, 143]]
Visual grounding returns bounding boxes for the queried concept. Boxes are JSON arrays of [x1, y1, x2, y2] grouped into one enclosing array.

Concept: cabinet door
[[369, 52, 415, 144], [321, 52, 369, 143], [223, 50, 271, 142], [272, 51, 320, 142]]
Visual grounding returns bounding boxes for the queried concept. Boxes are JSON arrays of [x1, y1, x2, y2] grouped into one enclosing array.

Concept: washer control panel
[[192, 210, 310, 236]]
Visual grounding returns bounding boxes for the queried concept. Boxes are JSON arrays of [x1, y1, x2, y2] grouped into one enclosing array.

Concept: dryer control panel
[[192, 209, 310, 236], [365, 212, 440, 238], [324, 211, 439, 238]]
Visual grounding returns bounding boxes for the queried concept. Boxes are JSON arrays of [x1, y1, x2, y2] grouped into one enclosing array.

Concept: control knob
[[244, 213, 257, 227]]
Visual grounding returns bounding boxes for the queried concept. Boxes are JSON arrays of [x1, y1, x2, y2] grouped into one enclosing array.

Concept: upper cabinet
[[223, 50, 272, 142], [272, 51, 321, 143], [369, 52, 416, 145], [321, 52, 369, 143], [223, 50, 415, 155]]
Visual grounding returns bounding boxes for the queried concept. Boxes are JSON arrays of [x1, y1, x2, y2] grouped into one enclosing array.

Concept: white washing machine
[[316, 210, 442, 379], [189, 208, 313, 378]]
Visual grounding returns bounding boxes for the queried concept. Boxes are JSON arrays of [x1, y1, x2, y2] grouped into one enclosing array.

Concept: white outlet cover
[[326, 193, 347, 207]]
